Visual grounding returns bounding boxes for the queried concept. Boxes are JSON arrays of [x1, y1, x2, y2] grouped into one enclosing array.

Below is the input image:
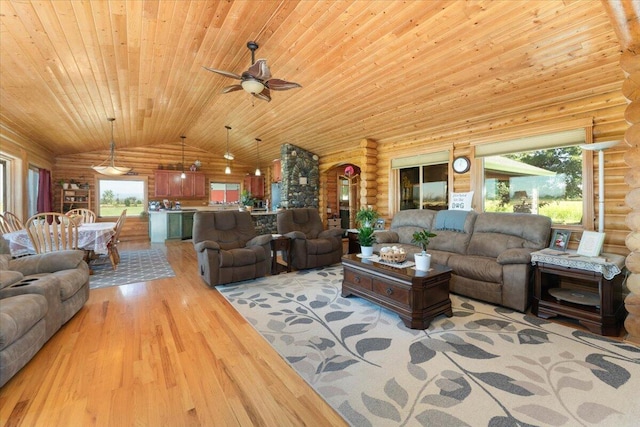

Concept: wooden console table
[[531, 250, 627, 336]]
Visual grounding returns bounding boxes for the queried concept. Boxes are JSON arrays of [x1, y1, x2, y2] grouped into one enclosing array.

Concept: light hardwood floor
[[0, 241, 347, 426]]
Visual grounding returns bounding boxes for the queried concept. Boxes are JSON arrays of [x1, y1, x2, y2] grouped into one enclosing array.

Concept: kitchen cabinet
[[244, 175, 265, 199], [155, 171, 206, 198], [272, 159, 282, 182], [149, 210, 196, 242]]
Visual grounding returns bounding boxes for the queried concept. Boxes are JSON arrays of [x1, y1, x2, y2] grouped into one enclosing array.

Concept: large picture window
[[393, 151, 449, 212], [478, 129, 587, 226], [97, 178, 147, 217]]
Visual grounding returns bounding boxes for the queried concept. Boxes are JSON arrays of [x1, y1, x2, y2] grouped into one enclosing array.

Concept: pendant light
[[91, 118, 132, 176], [225, 125, 232, 174], [180, 135, 186, 179], [255, 137, 261, 176]]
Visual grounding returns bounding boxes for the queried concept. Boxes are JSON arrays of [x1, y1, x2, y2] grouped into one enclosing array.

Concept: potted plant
[[412, 229, 437, 271], [357, 225, 376, 258], [355, 206, 379, 228], [240, 189, 254, 211]]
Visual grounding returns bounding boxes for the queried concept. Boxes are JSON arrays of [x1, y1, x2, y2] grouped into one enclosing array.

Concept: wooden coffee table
[[341, 253, 453, 329]]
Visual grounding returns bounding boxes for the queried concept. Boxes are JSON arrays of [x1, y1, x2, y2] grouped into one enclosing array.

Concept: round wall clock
[[452, 156, 471, 174]]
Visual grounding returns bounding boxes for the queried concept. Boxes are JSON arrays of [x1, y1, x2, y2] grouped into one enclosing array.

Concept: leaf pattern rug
[[219, 265, 640, 426]]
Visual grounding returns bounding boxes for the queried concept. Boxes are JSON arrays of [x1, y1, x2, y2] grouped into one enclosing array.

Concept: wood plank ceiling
[[0, 0, 624, 165]]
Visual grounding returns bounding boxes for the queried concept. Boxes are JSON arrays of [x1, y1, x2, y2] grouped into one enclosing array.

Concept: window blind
[[475, 129, 586, 157], [391, 150, 449, 169]]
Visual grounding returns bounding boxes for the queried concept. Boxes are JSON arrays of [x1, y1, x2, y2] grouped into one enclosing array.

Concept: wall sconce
[[299, 177, 308, 185]]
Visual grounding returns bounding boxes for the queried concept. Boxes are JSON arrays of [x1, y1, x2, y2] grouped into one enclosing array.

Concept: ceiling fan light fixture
[[241, 78, 265, 94], [91, 118, 132, 176]]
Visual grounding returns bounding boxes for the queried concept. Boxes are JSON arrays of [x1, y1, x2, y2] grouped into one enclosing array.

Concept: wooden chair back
[[108, 209, 127, 268], [0, 211, 25, 233], [66, 208, 97, 224], [25, 212, 79, 253]]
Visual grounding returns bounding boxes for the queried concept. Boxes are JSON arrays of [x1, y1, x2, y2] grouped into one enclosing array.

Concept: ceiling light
[[225, 125, 232, 174], [91, 118, 132, 176], [255, 138, 262, 176], [241, 78, 265, 94], [180, 135, 186, 179]]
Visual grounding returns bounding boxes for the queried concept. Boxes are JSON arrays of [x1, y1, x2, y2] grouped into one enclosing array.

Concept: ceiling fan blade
[[221, 84, 243, 93], [245, 59, 271, 81], [202, 66, 242, 80], [265, 78, 302, 91], [253, 88, 271, 102]]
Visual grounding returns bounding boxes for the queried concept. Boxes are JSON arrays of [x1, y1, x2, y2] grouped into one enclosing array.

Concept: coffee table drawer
[[373, 280, 410, 305], [344, 269, 372, 290]]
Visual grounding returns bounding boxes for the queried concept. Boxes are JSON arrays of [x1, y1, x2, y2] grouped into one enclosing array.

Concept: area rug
[[89, 248, 175, 289], [219, 265, 640, 427]]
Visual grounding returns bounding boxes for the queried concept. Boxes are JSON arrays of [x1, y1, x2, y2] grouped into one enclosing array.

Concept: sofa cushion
[[388, 209, 437, 245], [430, 211, 477, 254], [219, 247, 265, 268], [0, 254, 10, 271], [0, 294, 48, 351], [0, 271, 24, 290], [307, 238, 340, 255], [467, 212, 551, 258], [9, 250, 84, 276], [447, 254, 503, 283]]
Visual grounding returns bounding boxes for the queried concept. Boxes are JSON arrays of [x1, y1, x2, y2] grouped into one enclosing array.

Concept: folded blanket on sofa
[[434, 210, 469, 232]]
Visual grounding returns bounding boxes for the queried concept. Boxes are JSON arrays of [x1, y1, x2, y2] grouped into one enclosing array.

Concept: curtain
[[37, 168, 52, 213]]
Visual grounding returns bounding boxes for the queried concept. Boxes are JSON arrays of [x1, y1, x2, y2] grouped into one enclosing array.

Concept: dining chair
[[107, 209, 127, 269], [0, 211, 25, 233], [25, 212, 79, 254], [66, 208, 97, 224]]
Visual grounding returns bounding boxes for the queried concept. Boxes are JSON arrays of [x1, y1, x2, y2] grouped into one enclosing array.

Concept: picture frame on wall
[[576, 231, 606, 257], [549, 229, 571, 251]]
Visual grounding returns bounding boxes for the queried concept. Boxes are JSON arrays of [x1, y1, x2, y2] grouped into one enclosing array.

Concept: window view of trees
[[484, 146, 583, 224], [98, 179, 145, 216]]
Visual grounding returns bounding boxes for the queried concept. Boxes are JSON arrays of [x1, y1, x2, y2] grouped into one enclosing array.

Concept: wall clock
[[452, 156, 471, 174]]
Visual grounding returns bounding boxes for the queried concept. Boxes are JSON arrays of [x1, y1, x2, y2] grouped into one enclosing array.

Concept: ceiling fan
[[203, 41, 301, 102]]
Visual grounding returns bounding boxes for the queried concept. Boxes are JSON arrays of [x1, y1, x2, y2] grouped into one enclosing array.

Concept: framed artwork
[[577, 231, 606, 257], [550, 229, 571, 251]]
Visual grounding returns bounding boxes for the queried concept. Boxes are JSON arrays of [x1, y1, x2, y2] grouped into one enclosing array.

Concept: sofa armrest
[[8, 250, 85, 276], [374, 231, 399, 244], [284, 231, 307, 240], [497, 248, 534, 265], [247, 234, 272, 247], [194, 240, 221, 253], [319, 228, 344, 240], [0, 274, 64, 339]]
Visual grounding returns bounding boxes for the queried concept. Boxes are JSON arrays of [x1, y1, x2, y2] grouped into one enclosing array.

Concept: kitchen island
[[149, 208, 278, 242]]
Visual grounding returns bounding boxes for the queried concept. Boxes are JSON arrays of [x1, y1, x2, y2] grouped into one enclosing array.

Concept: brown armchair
[[192, 210, 272, 286], [276, 208, 344, 270]]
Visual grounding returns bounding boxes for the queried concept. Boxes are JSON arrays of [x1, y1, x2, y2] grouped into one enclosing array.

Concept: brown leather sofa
[[373, 209, 551, 312], [276, 208, 344, 270], [192, 210, 272, 286]]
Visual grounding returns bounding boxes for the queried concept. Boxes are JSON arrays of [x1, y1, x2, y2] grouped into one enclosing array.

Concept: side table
[[271, 235, 291, 274], [531, 250, 627, 336]]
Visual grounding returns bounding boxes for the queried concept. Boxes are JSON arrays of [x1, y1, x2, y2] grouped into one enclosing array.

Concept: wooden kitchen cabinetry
[[155, 171, 206, 198], [244, 175, 265, 199], [272, 159, 282, 182]]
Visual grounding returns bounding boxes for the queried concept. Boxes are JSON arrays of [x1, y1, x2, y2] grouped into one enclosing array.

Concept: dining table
[[2, 221, 116, 258]]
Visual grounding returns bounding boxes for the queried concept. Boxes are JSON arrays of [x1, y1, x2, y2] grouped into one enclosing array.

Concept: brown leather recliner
[[276, 208, 344, 270], [193, 211, 272, 286]]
